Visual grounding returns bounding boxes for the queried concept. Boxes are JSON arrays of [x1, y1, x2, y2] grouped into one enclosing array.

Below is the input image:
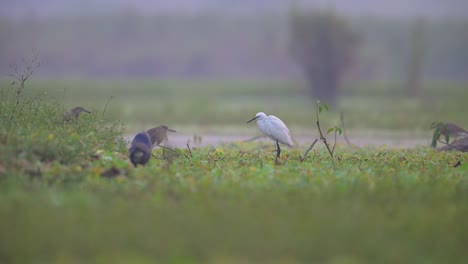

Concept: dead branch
[[437, 139, 465, 152], [101, 96, 114, 117], [331, 129, 338, 154], [186, 143, 193, 158], [316, 109, 334, 160], [340, 112, 352, 146], [301, 138, 319, 162]]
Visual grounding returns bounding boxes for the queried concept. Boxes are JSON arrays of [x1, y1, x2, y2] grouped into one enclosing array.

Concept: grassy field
[[1, 80, 468, 263], [8, 79, 468, 134], [1, 147, 468, 263]]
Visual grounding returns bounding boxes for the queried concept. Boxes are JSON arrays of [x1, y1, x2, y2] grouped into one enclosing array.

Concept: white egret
[[247, 112, 293, 158], [129, 131, 152, 167]]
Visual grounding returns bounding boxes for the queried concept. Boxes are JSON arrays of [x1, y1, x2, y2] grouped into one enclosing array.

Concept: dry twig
[[301, 138, 319, 162]]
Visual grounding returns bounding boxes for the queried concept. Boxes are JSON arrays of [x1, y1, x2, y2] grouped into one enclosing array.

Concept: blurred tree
[[289, 8, 360, 104], [405, 18, 427, 97]]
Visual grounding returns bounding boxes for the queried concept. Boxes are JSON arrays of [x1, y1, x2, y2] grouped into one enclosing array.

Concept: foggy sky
[[2, 0, 468, 19]]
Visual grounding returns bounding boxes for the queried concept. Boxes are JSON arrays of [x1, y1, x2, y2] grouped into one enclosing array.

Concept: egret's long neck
[[256, 118, 266, 127]]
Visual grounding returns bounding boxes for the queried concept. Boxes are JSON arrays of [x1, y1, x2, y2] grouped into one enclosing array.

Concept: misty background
[[1, 0, 467, 137], [1, 0, 467, 81]]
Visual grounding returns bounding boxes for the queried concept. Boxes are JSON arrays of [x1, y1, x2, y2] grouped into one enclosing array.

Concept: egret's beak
[[168, 128, 176, 132], [246, 116, 259, 123]]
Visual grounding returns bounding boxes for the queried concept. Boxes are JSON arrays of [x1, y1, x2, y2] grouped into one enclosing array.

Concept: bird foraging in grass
[[247, 112, 293, 159], [146, 125, 176, 147], [431, 122, 468, 140], [129, 131, 152, 167], [63, 106, 91, 122]]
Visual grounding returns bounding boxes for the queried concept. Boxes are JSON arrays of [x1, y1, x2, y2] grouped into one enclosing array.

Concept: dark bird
[[431, 122, 468, 139], [128, 131, 152, 167], [146, 125, 176, 146], [63, 106, 91, 122]]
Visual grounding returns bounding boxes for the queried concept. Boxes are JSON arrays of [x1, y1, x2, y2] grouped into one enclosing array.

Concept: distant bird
[[63, 106, 91, 122], [128, 131, 152, 167], [247, 112, 293, 158], [146, 125, 176, 147], [431, 122, 468, 139]]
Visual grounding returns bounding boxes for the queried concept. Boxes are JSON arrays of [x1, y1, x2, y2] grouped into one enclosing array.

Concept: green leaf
[[431, 127, 441, 148], [322, 102, 329, 111], [337, 127, 343, 135], [327, 128, 334, 134], [319, 106, 323, 113]]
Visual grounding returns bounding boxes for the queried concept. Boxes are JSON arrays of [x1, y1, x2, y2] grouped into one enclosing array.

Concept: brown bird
[[431, 122, 468, 139], [63, 106, 91, 122], [128, 131, 152, 167], [146, 125, 176, 146]]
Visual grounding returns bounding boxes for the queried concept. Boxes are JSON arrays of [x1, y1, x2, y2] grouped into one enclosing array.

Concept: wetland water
[[125, 133, 430, 149]]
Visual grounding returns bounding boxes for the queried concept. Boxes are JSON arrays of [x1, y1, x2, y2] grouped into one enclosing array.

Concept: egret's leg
[[276, 140, 281, 158]]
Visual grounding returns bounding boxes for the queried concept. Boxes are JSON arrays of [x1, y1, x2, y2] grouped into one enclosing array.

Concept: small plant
[[431, 121, 449, 148], [4, 51, 41, 120], [430, 121, 466, 152], [301, 101, 343, 161]]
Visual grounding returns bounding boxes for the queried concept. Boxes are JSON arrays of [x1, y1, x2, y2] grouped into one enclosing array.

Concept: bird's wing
[[267, 115, 293, 146], [146, 127, 165, 145], [449, 123, 468, 133]]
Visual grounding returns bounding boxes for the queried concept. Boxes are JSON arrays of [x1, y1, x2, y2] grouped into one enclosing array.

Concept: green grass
[[1, 80, 468, 263], [4, 79, 467, 133], [1, 144, 468, 263]]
